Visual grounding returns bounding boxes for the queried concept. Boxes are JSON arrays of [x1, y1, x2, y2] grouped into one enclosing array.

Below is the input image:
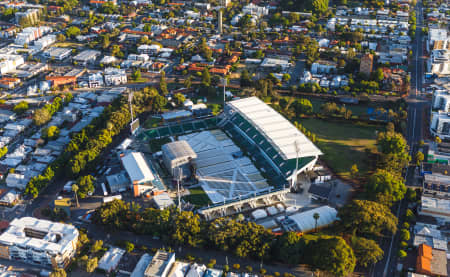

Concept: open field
[[182, 187, 212, 207], [301, 118, 380, 178]]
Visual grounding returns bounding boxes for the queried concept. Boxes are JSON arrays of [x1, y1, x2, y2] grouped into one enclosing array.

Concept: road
[[370, 1, 429, 276]]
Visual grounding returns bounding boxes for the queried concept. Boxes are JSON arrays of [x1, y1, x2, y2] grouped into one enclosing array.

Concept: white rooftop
[[98, 247, 126, 272], [288, 205, 337, 232], [121, 152, 154, 184], [227, 97, 322, 160], [0, 217, 79, 255]]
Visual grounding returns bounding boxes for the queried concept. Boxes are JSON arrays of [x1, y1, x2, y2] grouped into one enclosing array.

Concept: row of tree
[[25, 87, 161, 197], [95, 201, 355, 276], [33, 94, 72, 126]]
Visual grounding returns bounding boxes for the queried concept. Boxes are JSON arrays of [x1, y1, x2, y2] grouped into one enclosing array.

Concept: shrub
[[233, 264, 240, 270], [246, 266, 253, 272], [398, 250, 407, 258]]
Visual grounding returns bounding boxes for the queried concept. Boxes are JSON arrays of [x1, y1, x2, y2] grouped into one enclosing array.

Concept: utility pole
[[128, 91, 134, 122], [177, 167, 182, 212]]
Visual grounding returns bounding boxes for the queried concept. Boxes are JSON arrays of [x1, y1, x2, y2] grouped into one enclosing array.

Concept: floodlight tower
[[292, 140, 300, 189], [218, 0, 224, 34]]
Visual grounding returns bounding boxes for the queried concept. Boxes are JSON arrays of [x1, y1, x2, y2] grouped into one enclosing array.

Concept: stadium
[[140, 96, 322, 208]]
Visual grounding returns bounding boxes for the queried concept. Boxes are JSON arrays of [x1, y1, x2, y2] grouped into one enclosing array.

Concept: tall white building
[[242, 3, 269, 17], [104, 67, 127, 86], [0, 54, 25, 75], [432, 90, 450, 112], [0, 217, 79, 269], [431, 111, 450, 139]]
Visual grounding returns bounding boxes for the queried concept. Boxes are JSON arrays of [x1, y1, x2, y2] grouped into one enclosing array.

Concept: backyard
[[300, 118, 380, 179]]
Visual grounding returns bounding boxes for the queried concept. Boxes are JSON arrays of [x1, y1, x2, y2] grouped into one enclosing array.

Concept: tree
[[33, 108, 51, 126], [41, 126, 60, 140], [415, 151, 424, 166], [86, 257, 98, 273], [282, 73, 291, 82], [366, 169, 406, 203], [111, 44, 124, 58], [313, 212, 320, 232], [173, 93, 185, 106], [184, 76, 192, 88], [308, 236, 356, 277], [338, 200, 398, 236], [132, 69, 141, 81], [13, 101, 29, 114], [436, 136, 442, 144], [72, 183, 79, 207], [76, 175, 95, 199], [66, 26, 81, 38], [159, 71, 168, 95], [398, 250, 407, 258], [350, 237, 384, 267], [50, 269, 66, 277], [90, 240, 103, 253], [373, 68, 384, 82], [312, 0, 329, 14], [400, 229, 410, 241], [152, 95, 167, 113], [0, 147, 7, 159], [201, 68, 211, 87], [56, 33, 66, 42], [350, 164, 359, 178], [240, 69, 252, 87]]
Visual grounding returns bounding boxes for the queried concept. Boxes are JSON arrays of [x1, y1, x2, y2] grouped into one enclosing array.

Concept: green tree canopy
[[13, 101, 29, 114], [338, 199, 398, 236], [66, 26, 81, 38], [366, 169, 406, 203], [41, 126, 60, 140], [350, 236, 384, 267], [76, 175, 95, 199]]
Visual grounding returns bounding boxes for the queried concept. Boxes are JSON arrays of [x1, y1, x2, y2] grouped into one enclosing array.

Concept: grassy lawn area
[[52, 42, 83, 48], [144, 117, 161, 129], [182, 187, 212, 207], [149, 137, 171, 152], [308, 98, 369, 117], [301, 118, 380, 178]]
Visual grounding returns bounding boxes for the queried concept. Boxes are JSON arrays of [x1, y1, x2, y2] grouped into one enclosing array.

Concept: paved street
[[371, 1, 429, 276]]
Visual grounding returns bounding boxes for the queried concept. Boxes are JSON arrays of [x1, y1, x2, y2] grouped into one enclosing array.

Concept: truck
[[102, 194, 122, 203]]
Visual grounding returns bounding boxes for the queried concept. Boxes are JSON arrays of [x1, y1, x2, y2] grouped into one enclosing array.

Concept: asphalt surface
[[370, 2, 429, 276]]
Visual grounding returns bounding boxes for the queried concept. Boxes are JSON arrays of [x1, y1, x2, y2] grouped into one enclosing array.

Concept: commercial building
[[98, 247, 125, 273], [432, 90, 450, 112], [104, 67, 127, 86], [44, 47, 72, 61], [419, 195, 450, 222], [144, 250, 175, 277], [430, 111, 450, 140], [73, 50, 101, 66], [360, 54, 374, 75], [416, 244, 447, 277], [152, 192, 175, 210], [222, 97, 322, 186], [0, 217, 79, 268], [161, 140, 197, 177], [0, 54, 25, 75], [121, 152, 154, 186]]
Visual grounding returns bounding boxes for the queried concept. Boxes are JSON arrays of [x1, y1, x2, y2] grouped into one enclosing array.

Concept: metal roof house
[[221, 97, 322, 187]]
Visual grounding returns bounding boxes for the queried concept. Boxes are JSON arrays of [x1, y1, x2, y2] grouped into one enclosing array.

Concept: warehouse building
[[73, 50, 101, 66], [144, 250, 175, 277], [161, 140, 197, 178], [121, 152, 165, 196], [0, 217, 79, 268], [221, 97, 322, 187]]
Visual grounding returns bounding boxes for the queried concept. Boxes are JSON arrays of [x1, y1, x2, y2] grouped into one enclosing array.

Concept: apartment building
[[104, 67, 127, 86], [0, 217, 79, 269]]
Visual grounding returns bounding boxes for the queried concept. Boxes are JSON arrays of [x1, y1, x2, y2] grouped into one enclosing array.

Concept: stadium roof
[[121, 152, 154, 184], [226, 97, 322, 160], [161, 140, 197, 161]]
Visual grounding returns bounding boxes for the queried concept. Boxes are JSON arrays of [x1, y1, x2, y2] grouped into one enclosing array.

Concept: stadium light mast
[[293, 140, 300, 189], [128, 91, 134, 122]]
